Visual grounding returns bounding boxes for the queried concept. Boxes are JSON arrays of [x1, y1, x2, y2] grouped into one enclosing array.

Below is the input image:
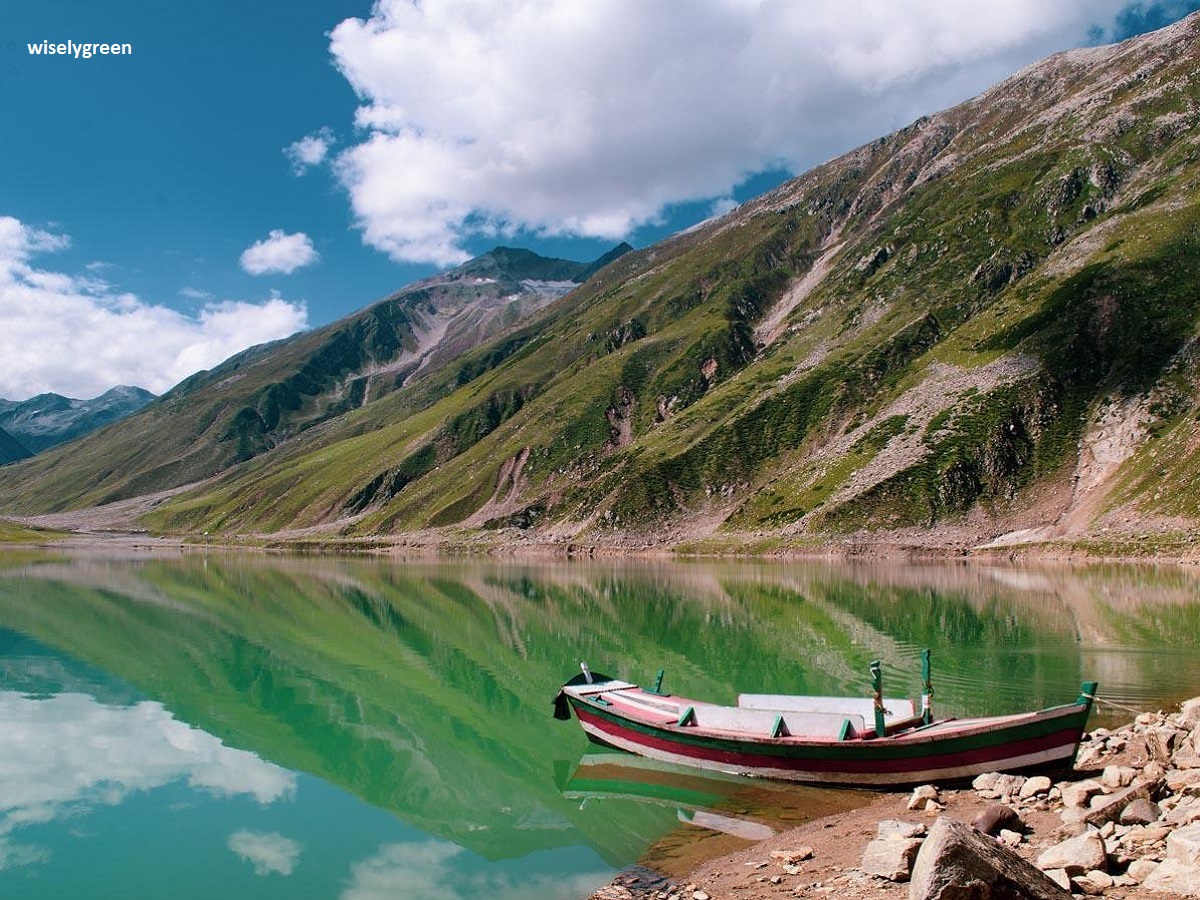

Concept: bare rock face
[[909, 817, 1071, 900]]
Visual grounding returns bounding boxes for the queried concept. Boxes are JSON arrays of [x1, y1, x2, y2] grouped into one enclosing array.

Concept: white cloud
[[0, 215, 308, 400], [328, 0, 1132, 265], [239, 229, 319, 275], [0, 691, 296, 871], [228, 830, 303, 876], [285, 127, 336, 175]]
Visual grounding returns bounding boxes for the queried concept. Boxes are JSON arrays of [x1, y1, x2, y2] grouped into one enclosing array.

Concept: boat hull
[[560, 682, 1094, 787]]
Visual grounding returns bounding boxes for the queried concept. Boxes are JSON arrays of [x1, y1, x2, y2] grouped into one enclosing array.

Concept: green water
[[0, 552, 1198, 898]]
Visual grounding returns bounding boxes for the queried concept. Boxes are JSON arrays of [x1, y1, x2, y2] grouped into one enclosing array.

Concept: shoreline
[[585, 700, 1200, 900], [4, 519, 1200, 569]]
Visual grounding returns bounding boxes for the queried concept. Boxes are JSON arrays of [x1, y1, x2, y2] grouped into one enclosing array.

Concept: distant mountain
[[0, 244, 630, 510], [0, 386, 157, 455], [0, 427, 32, 466]]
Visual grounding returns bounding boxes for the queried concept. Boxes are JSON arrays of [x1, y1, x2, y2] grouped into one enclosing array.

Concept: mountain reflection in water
[[0, 552, 1197, 897]]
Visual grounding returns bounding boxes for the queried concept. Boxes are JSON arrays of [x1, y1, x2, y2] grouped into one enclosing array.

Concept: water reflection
[[0, 552, 1197, 896], [0, 689, 294, 872]]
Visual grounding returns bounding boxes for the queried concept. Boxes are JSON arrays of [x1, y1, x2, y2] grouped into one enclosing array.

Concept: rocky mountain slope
[[5, 15, 1200, 553], [0, 244, 627, 510], [0, 386, 156, 455]]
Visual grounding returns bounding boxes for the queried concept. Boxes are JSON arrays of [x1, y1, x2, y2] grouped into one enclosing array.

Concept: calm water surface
[[0, 552, 1198, 898]]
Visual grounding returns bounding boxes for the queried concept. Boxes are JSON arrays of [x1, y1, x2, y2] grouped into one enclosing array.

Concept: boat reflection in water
[[556, 749, 862, 843]]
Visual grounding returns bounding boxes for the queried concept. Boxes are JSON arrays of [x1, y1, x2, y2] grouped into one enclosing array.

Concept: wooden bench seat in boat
[[680, 702, 865, 739], [737, 693, 916, 723]]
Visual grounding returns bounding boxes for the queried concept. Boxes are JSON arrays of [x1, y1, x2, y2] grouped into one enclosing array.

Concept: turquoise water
[[0, 553, 1198, 897]]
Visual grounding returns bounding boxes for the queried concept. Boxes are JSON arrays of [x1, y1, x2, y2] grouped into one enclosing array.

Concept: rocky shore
[[586, 698, 1200, 900]]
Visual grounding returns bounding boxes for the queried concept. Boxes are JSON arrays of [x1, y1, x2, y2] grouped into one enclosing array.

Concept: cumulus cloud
[[328, 0, 1134, 265], [239, 229, 319, 275], [285, 127, 336, 175], [0, 215, 308, 400], [228, 830, 303, 876]]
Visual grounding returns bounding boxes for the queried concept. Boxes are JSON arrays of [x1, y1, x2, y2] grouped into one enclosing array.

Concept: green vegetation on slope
[[10, 18, 1200, 546]]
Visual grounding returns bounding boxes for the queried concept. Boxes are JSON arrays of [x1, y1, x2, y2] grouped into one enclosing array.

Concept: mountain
[[0, 427, 32, 466], [0, 386, 156, 455], [0, 244, 629, 511], [4, 16, 1200, 553]]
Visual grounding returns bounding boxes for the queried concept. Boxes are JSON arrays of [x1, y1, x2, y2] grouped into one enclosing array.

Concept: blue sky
[[1, 0, 1197, 400]]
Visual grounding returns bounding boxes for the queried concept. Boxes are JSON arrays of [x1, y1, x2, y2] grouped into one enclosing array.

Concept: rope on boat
[[1091, 696, 1148, 716]]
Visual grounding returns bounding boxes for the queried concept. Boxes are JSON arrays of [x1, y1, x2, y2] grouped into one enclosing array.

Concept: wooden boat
[[553, 659, 1097, 787]]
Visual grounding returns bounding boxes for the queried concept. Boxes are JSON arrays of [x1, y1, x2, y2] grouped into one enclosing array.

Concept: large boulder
[[910, 817, 1071, 900]]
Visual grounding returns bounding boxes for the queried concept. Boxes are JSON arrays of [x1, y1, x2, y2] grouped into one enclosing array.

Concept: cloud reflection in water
[[0, 691, 296, 870]]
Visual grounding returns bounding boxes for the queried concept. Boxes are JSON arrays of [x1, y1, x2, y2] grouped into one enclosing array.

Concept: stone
[[1143, 760, 1167, 781], [1166, 822, 1200, 865], [878, 820, 925, 840], [1174, 747, 1200, 769], [1060, 779, 1103, 809], [1176, 697, 1200, 731], [1125, 858, 1159, 883], [923, 799, 943, 815], [1101, 764, 1136, 790], [1036, 829, 1106, 875], [908, 785, 939, 810], [971, 804, 1021, 836], [770, 848, 814, 864], [909, 817, 1071, 900], [1043, 868, 1071, 890], [1074, 744, 1107, 769], [1164, 798, 1200, 827], [998, 829, 1022, 847], [1119, 797, 1161, 826], [1143, 858, 1200, 895], [1166, 768, 1200, 793], [972, 772, 1002, 792], [993, 774, 1026, 797], [861, 837, 923, 882], [1084, 777, 1163, 827], [1070, 870, 1112, 895], [1019, 775, 1052, 799]]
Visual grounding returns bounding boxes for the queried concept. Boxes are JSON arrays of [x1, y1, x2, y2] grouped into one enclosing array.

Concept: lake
[[0, 551, 1198, 898]]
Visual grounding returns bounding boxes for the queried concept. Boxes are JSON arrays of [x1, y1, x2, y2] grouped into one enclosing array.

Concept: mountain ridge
[[0, 386, 156, 455], [5, 14, 1200, 555]]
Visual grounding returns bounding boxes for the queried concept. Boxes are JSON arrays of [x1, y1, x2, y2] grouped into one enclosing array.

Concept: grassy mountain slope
[[8, 16, 1200, 551], [0, 245, 626, 512]]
